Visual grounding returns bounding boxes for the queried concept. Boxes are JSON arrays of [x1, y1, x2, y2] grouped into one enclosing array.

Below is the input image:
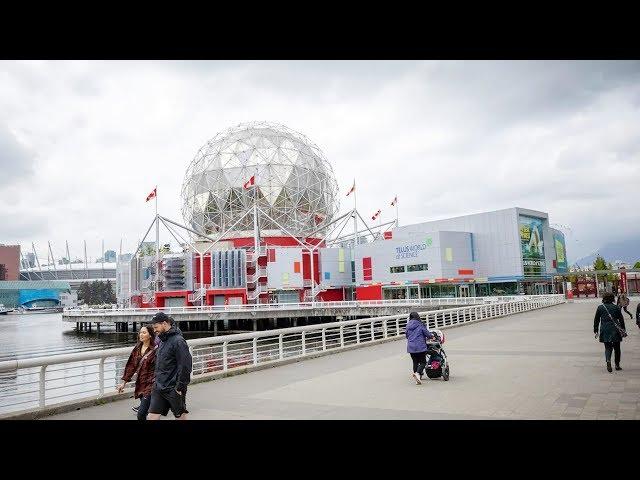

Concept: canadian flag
[[371, 209, 381, 221], [243, 175, 255, 189], [391, 196, 397, 206], [346, 180, 355, 197], [146, 187, 157, 202]]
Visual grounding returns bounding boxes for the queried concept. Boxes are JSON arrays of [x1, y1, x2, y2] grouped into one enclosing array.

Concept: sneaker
[[413, 372, 422, 385], [615, 365, 622, 371], [132, 405, 139, 413], [606, 362, 612, 373]]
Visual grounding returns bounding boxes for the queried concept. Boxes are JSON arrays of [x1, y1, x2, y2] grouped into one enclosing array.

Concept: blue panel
[[324, 272, 330, 280], [19, 289, 60, 306], [469, 233, 475, 261]]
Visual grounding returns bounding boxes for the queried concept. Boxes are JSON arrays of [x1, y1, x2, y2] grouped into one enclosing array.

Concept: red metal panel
[[293, 261, 301, 273], [458, 269, 474, 275], [356, 284, 382, 300], [362, 257, 372, 281], [319, 288, 344, 301]]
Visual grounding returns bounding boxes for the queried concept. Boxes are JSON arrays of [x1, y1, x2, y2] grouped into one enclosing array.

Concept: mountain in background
[[573, 237, 640, 267]]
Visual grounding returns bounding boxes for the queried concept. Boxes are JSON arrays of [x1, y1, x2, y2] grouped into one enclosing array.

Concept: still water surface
[[0, 313, 216, 361]]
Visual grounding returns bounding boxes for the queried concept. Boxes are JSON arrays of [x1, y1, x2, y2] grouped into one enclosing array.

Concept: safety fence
[[0, 294, 565, 416]]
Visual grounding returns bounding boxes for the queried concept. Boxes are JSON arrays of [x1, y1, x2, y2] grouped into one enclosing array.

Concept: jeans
[[137, 395, 151, 421], [604, 342, 621, 366], [409, 352, 427, 375]]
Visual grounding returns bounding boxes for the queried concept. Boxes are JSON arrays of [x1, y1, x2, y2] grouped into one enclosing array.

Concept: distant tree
[[105, 280, 116, 303], [0, 264, 6, 281], [78, 282, 92, 305], [593, 255, 607, 271], [634, 261, 640, 269]]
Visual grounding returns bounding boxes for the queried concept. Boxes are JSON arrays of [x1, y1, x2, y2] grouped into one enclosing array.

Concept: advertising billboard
[[519, 215, 546, 276], [553, 231, 568, 273]]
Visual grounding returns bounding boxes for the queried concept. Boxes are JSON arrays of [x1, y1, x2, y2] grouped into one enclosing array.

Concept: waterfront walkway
[[49, 301, 640, 420]]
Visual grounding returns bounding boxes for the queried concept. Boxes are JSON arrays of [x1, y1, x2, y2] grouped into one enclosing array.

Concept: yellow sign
[[555, 238, 565, 263], [520, 224, 531, 241]]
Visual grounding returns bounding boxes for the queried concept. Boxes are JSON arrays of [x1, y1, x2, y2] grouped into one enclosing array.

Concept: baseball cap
[[151, 311, 172, 324]]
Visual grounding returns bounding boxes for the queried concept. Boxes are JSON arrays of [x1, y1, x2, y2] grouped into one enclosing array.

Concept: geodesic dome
[[181, 122, 340, 238]]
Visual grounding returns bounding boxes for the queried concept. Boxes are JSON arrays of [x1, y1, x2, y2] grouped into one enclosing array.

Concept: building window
[[407, 264, 428, 272], [390, 266, 406, 274]]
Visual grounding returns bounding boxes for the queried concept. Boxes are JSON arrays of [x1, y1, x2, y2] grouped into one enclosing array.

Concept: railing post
[[222, 342, 228, 371], [252, 337, 258, 365], [356, 324, 360, 344], [396, 317, 400, 336], [301, 331, 306, 355], [322, 328, 327, 351], [39, 365, 47, 408], [383, 319, 388, 338], [370, 320, 374, 342], [99, 357, 105, 396], [339, 325, 344, 347], [279, 334, 284, 359]]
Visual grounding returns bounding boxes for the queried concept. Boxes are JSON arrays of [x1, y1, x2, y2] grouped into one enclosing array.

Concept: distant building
[[104, 250, 117, 263], [0, 280, 71, 308], [25, 252, 35, 268], [20, 262, 116, 292], [0, 245, 20, 281]]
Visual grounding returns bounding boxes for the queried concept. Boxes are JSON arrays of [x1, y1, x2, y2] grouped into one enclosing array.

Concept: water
[[0, 313, 218, 362]]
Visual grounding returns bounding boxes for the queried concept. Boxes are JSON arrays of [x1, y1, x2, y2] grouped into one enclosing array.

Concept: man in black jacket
[[148, 312, 193, 420]]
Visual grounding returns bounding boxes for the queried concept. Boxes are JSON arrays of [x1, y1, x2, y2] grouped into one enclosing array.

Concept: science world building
[[121, 122, 568, 308]]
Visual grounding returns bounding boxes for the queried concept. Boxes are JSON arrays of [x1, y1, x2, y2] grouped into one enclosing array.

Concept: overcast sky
[[1, 60, 639, 264]]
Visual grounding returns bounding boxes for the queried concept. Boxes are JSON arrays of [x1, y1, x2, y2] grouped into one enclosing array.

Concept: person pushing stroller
[[405, 311, 435, 384]]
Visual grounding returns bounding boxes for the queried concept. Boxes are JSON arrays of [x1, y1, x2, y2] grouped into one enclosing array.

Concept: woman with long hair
[[594, 292, 627, 373], [117, 324, 157, 420]]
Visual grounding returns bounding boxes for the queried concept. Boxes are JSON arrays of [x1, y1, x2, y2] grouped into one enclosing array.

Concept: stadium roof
[[0, 280, 71, 290]]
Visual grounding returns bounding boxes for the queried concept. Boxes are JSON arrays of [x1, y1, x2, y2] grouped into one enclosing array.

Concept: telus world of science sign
[[519, 215, 546, 276]]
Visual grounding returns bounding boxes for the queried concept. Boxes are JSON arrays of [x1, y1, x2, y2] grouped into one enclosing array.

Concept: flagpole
[[155, 185, 159, 298], [353, 178, 358, 249], [395, 194, 399, 227]]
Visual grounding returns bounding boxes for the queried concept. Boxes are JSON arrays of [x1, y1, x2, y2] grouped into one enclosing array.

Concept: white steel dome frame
[[181, 121, 340, 239]]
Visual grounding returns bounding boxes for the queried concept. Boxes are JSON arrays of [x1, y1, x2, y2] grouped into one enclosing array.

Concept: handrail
[[0, 295, 565, 415], [62, 295, 561, 317]]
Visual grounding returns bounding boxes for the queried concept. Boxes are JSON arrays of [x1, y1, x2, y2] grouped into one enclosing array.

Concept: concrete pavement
[[48, 300, 640, 420]]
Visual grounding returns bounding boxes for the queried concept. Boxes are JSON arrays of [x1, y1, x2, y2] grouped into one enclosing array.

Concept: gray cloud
[[0, 124, 35, 186], [0, 60, 639, 263]]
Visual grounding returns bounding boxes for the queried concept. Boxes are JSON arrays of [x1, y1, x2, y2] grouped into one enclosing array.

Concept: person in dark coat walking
[[616, 291, 633, 319], [117, 324, 157, 420], [148, 312, 193, 420], [636, 301, 640, 330], [405, 311, 434, 385], [594, 292, 626, 373]]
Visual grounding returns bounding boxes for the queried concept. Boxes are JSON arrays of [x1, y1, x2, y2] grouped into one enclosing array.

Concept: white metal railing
[[1, 295, 565, 416], [63, 295, 558, 318]]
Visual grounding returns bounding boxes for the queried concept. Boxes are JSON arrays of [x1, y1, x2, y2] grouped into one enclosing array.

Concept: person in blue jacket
[[405, 311, 434, 385]]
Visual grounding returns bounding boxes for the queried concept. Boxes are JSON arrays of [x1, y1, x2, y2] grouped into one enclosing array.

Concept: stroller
[[424, 329, 450, 381]]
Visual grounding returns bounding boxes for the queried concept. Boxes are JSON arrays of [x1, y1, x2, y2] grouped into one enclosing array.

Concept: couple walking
[[117, 312, 193, 420]]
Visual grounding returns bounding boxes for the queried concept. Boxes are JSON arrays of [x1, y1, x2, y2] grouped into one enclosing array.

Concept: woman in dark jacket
[[405, 311, 434, 385], [594, 292, 626, 373], [117, 324, 157, 420]]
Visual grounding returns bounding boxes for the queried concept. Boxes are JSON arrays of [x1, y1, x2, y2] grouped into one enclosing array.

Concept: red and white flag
[[346, 180, 355, 197], [391, 196, 397, 206], [243, 175, 255, 189], [371, 209, 381, 221], [146, 187, 157, 202]]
